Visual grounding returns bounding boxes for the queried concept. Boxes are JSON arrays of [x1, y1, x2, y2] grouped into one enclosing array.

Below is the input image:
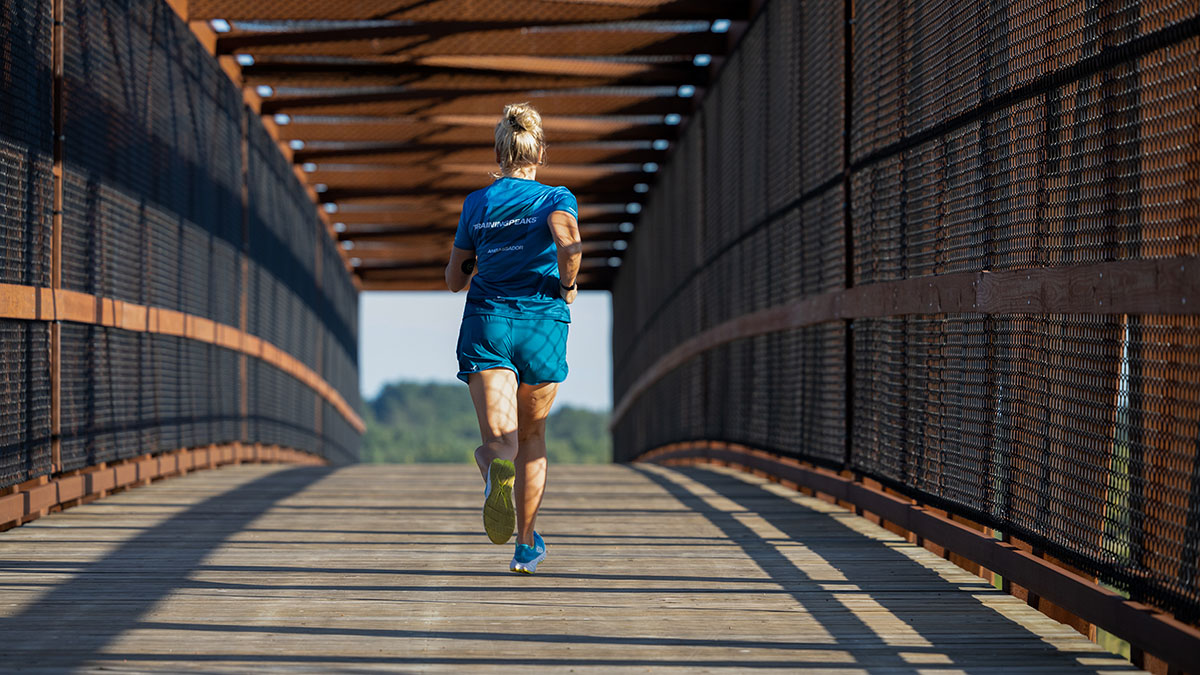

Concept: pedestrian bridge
[[0, 463, 1136, 672], [2, 0, 1199, 672]]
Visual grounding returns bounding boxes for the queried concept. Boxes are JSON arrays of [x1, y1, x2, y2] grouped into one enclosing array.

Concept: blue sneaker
[[483, 459, 515, 545], [510, 532, 546, 574]]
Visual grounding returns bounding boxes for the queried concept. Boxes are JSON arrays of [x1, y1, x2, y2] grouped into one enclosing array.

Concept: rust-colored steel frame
[[638, 443, 1200, 675], [188, 0, 747, 23], [172, 0, 747, 289], [50, 0, 65, 473], [0, 282, 365, 433], [611, 257, 1200, 424], [239, 60, 708, 89]]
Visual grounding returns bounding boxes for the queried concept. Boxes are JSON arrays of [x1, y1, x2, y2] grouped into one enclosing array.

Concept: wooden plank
[[0, 464, 1137, 671], [0, 492, 22, 524], [85, 469, 115, 495], [642, 446, 1198, 673], [22, 483, 55, 515], [114, 464, 138, 488], [55, 475, 84, 503]]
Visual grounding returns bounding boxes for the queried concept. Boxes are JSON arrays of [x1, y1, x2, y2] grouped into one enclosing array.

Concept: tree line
[[362, 381, 612, 464]]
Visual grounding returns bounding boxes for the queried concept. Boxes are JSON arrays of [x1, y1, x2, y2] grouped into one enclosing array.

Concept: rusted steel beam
[[610, 257, 1200, 425], [340, 220, 627, 241], [321, 185, 651, 203], [221, 21, 727, 52], [0, 284, 365, 433], [261, 91, 693, 116], [190, 0, 748, 22], [357, 251, 619, 274], [224, 27, 731, 58], [50, 0, 65, 473], [638, 444, 1200, 675], [296, 143, 662, 166], [280, 116, 677, 144], [241, 61, 707, 89], [308, 163, 650, 187]]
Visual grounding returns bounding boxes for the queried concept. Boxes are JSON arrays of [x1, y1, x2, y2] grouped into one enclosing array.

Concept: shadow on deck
[[0, 463, 1137, 672]]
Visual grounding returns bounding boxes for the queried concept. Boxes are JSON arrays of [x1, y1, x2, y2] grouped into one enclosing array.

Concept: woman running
[[445, 102, 581, 575]]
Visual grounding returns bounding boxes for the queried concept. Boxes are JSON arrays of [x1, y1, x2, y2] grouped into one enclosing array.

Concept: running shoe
[[483, 458, 515, 544], [510, 531, 546, 574]]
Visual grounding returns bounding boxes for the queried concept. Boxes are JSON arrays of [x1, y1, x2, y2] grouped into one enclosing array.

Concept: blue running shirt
[[454, 177, 578, 322]]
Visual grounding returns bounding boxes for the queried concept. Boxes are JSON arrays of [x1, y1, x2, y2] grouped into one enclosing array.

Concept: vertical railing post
[[239, 109, 250, 444], [314, 207, 324, 456], [841, 0, 856, 470], [49, 0, 65, 474]]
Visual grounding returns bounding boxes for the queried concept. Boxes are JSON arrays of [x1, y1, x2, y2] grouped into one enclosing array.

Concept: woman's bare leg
[[468, 369, 519, 479], [514, 381, 558, 546]]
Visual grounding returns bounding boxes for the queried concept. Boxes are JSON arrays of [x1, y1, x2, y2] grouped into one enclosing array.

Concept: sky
[[358, 290, 613, 411]]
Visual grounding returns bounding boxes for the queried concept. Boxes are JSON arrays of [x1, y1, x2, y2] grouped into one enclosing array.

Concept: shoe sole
[[483, 459, 515, 545], [510, 550, 546, 574]]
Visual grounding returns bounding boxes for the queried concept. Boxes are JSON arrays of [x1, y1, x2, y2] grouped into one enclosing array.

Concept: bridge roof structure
[[184, 0, 752, 290]]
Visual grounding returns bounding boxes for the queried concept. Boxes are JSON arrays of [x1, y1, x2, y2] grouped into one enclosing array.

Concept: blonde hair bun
[[495, 102, 545, 169]]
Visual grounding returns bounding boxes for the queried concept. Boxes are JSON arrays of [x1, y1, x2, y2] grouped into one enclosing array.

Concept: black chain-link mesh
[[0, 0, 53, 288], [0, 321, 52, 486], [613, 0, 1200, 621], [1, 0, 362, 485]]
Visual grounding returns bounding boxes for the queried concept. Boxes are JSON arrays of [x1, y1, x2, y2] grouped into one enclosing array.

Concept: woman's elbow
[[445, 266, 462, 292]]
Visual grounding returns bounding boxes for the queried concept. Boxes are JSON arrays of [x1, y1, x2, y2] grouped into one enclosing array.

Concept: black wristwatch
[[559, 280, 577, 292]]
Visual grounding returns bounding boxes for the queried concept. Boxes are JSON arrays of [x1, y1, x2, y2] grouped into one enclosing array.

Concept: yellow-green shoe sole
[[483, 459, 515, 544]]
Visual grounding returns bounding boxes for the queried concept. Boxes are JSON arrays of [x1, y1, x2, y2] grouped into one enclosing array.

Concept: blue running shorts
[[456, 314, 569, 385]]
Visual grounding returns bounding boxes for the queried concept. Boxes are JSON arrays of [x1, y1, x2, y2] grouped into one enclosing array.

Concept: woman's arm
[[548, 210, 582, 304], [445, 246, 476, 292]]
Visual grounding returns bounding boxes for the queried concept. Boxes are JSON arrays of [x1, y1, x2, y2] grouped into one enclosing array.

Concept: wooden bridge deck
[[0, 463, 1138, 673]]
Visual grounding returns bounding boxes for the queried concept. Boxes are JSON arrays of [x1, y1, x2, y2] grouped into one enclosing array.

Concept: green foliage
[[362, 381, 611, 464]]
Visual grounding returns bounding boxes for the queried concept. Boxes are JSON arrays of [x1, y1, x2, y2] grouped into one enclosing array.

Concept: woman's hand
[[560, 281, 578, 305]]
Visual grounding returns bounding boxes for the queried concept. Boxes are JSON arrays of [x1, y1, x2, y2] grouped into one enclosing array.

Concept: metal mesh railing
[[613, 0, 1200, 622], [0, 0, 362, 487]]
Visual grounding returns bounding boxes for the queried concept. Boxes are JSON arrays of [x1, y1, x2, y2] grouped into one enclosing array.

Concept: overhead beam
[[221, 21, 726, 51], [241, 62, 706, 90], [340, 220, 631, 241], [190, 0, 747, 22], [358, 253, 622, 275], [320, 185, 650, 203], [280, 118, 678, 144], [220, 28, 731, 58], [261, 91, 694, 116], [310, 164, 651, 187], [296, 144, 663, 166]]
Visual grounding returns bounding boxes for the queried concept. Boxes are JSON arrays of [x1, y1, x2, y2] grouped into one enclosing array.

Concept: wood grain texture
[[0, 463, 1138, 672]]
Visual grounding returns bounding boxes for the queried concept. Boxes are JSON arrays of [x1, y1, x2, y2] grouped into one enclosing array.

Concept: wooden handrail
[[613, 256, 1200, 424], [0, 283, 364, 433]]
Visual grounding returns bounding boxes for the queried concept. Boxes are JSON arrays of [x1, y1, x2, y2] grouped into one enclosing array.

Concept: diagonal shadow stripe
[[637, 465, 1139, 675], [0, 466, 328, 669]]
